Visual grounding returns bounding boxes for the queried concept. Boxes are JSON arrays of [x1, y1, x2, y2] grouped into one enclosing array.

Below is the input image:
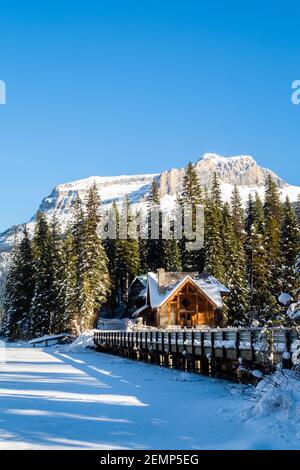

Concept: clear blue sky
[[0, 0, 299, 231]]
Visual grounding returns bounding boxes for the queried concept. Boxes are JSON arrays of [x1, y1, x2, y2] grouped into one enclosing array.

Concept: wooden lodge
[[131, 269, 229, 328]]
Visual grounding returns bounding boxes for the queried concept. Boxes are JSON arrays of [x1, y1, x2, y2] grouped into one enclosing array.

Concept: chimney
[[157, 268, 166, 294]]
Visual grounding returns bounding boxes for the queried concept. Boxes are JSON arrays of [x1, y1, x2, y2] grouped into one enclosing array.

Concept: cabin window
[[181, 298, 191, 310]]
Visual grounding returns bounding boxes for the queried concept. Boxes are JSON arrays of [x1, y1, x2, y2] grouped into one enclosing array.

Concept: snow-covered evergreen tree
[[180, 162, 204, 271], [222, 204, 249, 325], [62, 227, 79, 333], [264, 175, 282, 297], [116, 195, 140, 304], [231, 185, 245, 240], [280, 197, 300, 294], [30, 212, 56, 338], [2, 226, 35, 339], [104, 201, 121, 313], [78, 183, 110, 329], [204, 173, 225, 282], [146, 179, 164, 271], [162, 220, 182, 272], [247, 221, 277, 323], [48, 217, 68, 334]]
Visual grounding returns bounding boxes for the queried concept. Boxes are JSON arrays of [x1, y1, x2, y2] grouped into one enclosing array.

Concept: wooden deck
[[94, 327, 298, 382]]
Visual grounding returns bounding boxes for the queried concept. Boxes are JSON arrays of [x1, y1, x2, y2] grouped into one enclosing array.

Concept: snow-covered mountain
[[0, 152, 299, 257]]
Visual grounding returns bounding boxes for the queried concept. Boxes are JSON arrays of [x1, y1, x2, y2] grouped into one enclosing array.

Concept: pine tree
[[2, 226, 35, 339], [180, 162, 203, 271], [79, 183, 110, 329], [104, 201, 121, 312], [245, 192, 278, 322], [30, 212, 56, 338], [264, 175, 282, 296], [204, 174, 225, 282], [146, 180, 164, 271], [280, 197, 300, 294], [222, 204, 249, 325], [62, 227, 79, 333], [231, 185, 245, 240], [247, 220, 277, 323], [48, 217, 68, 334], [162, 219, 182, 272], [116, 195, 140, 305]]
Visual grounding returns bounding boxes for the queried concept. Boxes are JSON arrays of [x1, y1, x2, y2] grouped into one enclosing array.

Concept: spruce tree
[[104, 201, 121, 312], [264, 175, 282, 296], [222, 204, 249, 325], [204, 174, 225, 282], [245, 192, 278, 322], [180, 162, 203, 271], [116, 195, 140, 305], [2, 226, 35, 339], [247, 220, 277, 323], [280, 197, 300, 294], [62, 227, 79, 333], [30, 212, 56, 338], [231, 185, 245, 240], [49, 217, 68, 334], [79, 183, 110, 329], [162, 220, 182, 272], [146, 179, 164, 271]]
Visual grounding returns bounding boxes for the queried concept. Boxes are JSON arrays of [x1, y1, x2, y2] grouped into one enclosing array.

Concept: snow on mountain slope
[[0, 153, 299, 263]]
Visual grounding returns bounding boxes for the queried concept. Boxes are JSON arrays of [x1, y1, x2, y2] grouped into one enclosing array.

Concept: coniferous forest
[[2, 163, 300, 340]]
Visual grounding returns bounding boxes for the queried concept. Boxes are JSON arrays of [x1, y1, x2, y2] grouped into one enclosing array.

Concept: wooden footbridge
[[94, 327, 299, 382]]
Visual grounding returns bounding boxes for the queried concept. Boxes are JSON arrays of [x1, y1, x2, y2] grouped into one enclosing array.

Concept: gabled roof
[[128, 275, 148, 293], [147, 272, 228, 309]]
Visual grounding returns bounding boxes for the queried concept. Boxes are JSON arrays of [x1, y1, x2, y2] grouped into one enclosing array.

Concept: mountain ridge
[[0, 153, 299, 255]]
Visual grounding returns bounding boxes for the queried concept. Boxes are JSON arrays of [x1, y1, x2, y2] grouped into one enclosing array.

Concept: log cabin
[[132, 268, 229, 328]]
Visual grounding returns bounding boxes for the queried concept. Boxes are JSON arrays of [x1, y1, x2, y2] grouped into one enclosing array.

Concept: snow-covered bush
[[246, 369, 300, 421], [58, 330, 95, 353]]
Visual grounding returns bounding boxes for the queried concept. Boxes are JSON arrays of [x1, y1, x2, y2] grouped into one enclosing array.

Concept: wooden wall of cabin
[[157, 281, 217, 327]]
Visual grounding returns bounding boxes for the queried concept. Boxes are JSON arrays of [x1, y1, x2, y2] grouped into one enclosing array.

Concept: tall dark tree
[[162, 220, 182, 272], [116, 195, 140, 304], [78, 183, 110, 329], [231, 185, 245, 240], [180, 162, 203, 271], [222, 204, 249, 325], [104, 201, 121, 312], [146, 179, 164, 271], [2, 226, 35, 339], [62, 227, 80, 333], [48, 217, 68, 334], [280, 197, 300, 294], [264, 175, 282, 296], [248, 221, 277, 323], [30, 212, 56, 338], [204, 174, 225, 282]]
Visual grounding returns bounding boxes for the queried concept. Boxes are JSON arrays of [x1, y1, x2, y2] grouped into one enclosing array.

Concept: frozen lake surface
[[0, 345, 297, 450]]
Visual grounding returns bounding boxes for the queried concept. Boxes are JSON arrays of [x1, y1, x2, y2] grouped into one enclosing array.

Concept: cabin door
[[179, 296, 196, 327]]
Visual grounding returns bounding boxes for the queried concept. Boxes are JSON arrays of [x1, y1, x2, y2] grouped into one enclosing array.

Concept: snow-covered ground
[[0, 344, 299, 450]]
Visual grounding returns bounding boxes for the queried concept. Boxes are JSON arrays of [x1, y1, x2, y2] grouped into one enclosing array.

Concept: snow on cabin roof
[[129, 275, 148, 290], [132, 304, 149, 318], [147, 272, 228, 309]]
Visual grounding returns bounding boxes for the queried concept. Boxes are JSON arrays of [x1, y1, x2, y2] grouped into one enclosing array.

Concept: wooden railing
[[94, 327, 299, 380]]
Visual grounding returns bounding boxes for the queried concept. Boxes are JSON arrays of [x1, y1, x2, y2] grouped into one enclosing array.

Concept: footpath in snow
[[0, 344, 299, 450]]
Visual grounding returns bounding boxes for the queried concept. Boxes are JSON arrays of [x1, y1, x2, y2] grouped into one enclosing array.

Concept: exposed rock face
[[158, 154, 283, 198]]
